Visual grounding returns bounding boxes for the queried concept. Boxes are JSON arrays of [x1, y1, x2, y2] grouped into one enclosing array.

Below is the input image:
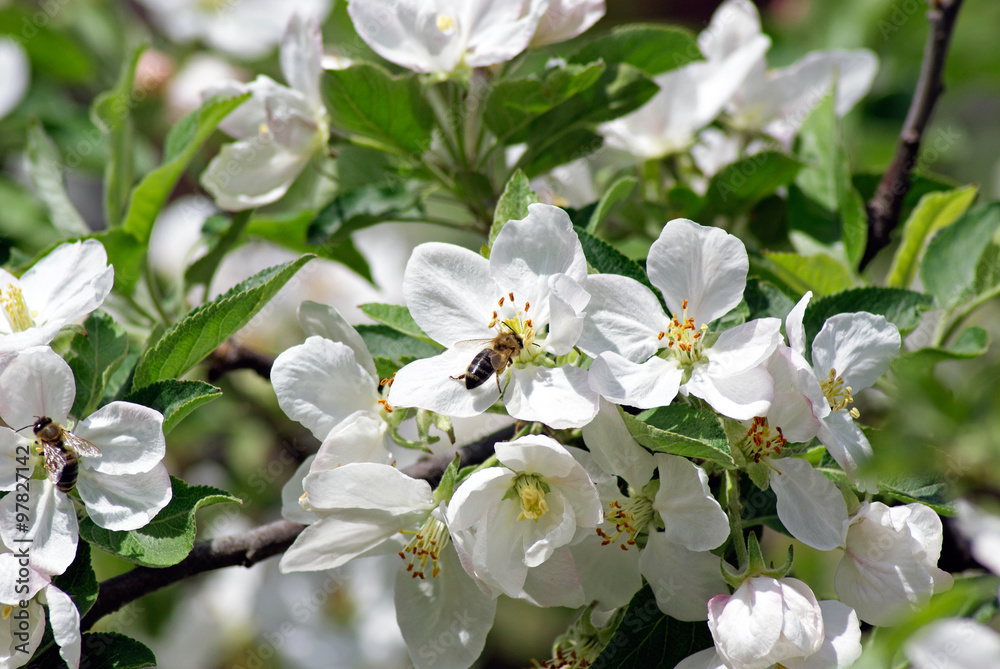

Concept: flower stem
[[725, 469, 748, 569]]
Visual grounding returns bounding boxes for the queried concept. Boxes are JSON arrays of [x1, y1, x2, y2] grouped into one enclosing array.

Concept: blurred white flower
[[905, 618, 1000, 669], [530, 0, 604, 47], [167, 54, 247, 120], [0, 37, 28, 121], [955, 499, 1000, 575]]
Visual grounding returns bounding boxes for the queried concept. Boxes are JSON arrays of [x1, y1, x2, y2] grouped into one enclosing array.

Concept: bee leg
[[495, 372, 503, 395], [450, 373, 467, 382]]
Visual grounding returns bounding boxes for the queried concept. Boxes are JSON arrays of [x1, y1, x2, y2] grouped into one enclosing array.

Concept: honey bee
[[32, 417, 102, 493], [451, 329, 524, 394]]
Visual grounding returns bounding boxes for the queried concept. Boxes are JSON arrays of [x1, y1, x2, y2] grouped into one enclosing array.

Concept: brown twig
[[206, 340, 276, 382], [861, 0, 965, 270], [80, 423, 514, 631]]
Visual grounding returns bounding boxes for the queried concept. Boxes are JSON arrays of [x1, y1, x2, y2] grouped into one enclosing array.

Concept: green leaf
[[322, 64, 434, 155], [590, 585, 714, 669], [122, 380, 222, 435], [359, 303, 431, 341], [93, 229, 146, 294], [25, 119, 90, 236], [122, 93, 250, 243], [52, 541, 98, 618], [514, 128, 604, 179], [489, 170, 539, 250], [78, 632, 157, 668], [91, 46, 143, 228], [891, 327, 989, 376], [570, 24, 702, 76], [620, 405, 734, 467], [356, 324, 443, 379], [67, 311, 129, 418], [133, 255, 313, 388], [920, 203, 1000, 309], [760, 252, 855, 297], [184, 210, 252, 288], [744, 279, 796, 322], [802, 287, 933, 352], [308, 182, 424, 245], [79, 477, 241, 567], [703, 152, 802, 217], [886, 185, 979, 288], [585, 176, 638, 234], [878, 476, 951, 516], [0, 9, 96, 82], [573, 226, 659, 303]]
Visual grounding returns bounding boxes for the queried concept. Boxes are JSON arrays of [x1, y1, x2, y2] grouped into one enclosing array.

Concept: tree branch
[[861, 0, 964, 270], [81, 423, 515, 631]]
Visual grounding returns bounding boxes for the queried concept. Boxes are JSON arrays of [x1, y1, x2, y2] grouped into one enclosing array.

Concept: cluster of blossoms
[[0, 241, 172, 668], [275, 202, 950, 669]]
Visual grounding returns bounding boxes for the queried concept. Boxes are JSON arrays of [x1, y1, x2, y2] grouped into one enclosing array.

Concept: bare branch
[[206, 339, 275, 382], [861, 0, 965, 270]]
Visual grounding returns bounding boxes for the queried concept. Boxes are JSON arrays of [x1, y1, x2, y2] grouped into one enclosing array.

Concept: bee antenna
[[14, 423, 34, 433]]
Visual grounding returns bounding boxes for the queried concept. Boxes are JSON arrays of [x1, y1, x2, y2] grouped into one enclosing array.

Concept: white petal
[[785, 292, 812, 358], [0, 479, 77, 576], [74, 401, 166, 476], [588, 352, 682, 409], [812, 313, 900, 392], [280, 455, 320, 524], [272, 336, 380, 441], [279, 515, 399, 572], [647, 219, 749, 326], [784, 600, 862, 669], [530, 0, 604, 46], [17, 239, 114, 332], [203, 76, 280, 139], [707, 318, 783, 375], [685, 363, 773, 421], [0, 428, 35, 490], [569, 530, 642, 611], [280, 14, 323, 108], [402, 243, 496, 346], [76, 463, 172, 530], [388, 349, 500, 418], [653, 454, 729, 551], [0, 346, 75, 428], [675, 647, 726, 669], [201, 137, 311, 211], [764, 346, 825, 442], [905, 619, 1000, 669], [687, 34, 771, 131], [816, 412, 874, 491], [312, 411, 391, 470], [348, 0, 465, 73], [518, 545, 586, 608], [581, 399, 656, 489], [0, 597, 44, 668], [543, 274, 589, 356], [496, 435, 576, 479], [955, 500, 1000, 576], [302, 463, 433, 514], [641, 533, 727, 621], [0, 553, 47, 602], [462, 0, 547, 68], [521, 492, 577, 567], [446, 467, 513, 532], [576, 273, 669, 361], [504, 365, 599, 429], [698, 0, 762, 61], [296, 301, 377, 379], [45, 584, 82, 669], [709, 579, 783, 667], [769, 457, 848, 551], [395, 544, 498, 669], [0, 38, 29, 121]]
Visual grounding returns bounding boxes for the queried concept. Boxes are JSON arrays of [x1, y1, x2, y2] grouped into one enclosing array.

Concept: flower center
[[744, 416, 786, 462], [596, 494, 654, 550], [0, 283, 35, 332], [658, 299, 707, 366], [198, 0, 229, 12], [489, 291, 535, 351], [398, 515, 449, 579], [436, 14, 456, 34], [821, 368, 860, 419], [513, 473, 550, 521]]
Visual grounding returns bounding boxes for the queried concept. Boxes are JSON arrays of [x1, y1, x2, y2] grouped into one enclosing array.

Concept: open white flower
[[387, 203, 599, 429], [785, 292, 900, 491], [348, 0, 549, 75], [580, 218, 781, 420], [0, 347, 171, 576], [530, 0, 604, 47], [905, 618, 1000, 669], [835, 501, 952, 626], [279, 462, 497, 669], [0, 240, 114, 354], [0, 37, 29, 122], [201, 14, 329, 211], [446, 435, 602, 599]]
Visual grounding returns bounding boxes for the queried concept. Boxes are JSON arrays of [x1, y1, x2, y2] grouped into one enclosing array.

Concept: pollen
[[436, 14, 456, 34], [658, 297, 706, 365], [596, 495, 653, 550], [2, 604, 12, 620], [0, 283, 35, 333], [744, 416, 786, 462], [399, 515, 449, 579], [513, 474, 549, 521], [821, 369, 858, 417]]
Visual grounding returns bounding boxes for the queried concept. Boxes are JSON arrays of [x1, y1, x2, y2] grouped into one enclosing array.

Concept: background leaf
[[621, 405, 733, 467], [122, 380, 222, 435], [25, 119, 89, 236], [570, 24, 702, 76], [920, 203, 1000, 309], [67, 311, 129, 418]]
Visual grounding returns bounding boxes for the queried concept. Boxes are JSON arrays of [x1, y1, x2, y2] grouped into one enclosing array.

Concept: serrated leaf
[[25, 119, 90, 236], [356, 324, 443, 371], [308, 182, 424, 245], [703, 152, 802, 217], [514, 128, 604, 179], [585, 176, 637, 234], [121, 93, 250, 243], [802, 287, 933, 353], [620, 405, 733, 467], [122, 380, 222, 435], [760, 252, 855, 296], [886, 185, 979, 288], [573, 226, 659, 304], [570, 24, 702, 76], [67, 312, 129, 418], [489, 170, 538, 250], [359, 303, 431, 341], [920, 203, 1000, 309], [79, 477, 241, 567], [322, 64, 434, 155], [184, 210, 252, 288], [878, 476, 951, 516], [590, 585, 714, 669], [52, 541, 98, 618], [133, 256, 313, 388], [78, 633, 157, 669]]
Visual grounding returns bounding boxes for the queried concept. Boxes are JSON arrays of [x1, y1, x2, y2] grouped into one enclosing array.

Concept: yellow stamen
[[821, 368, 857, 417], [436, 14, 456, 33], [657, 297, 707, 365], [0, 283, 35, 332], [399, 516, 449, 579], [744, 416, 786, 463], [513, 474, 549, 521], [596, 495, 654, 550]]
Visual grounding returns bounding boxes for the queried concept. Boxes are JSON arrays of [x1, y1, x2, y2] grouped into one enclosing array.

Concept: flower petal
[[904, 619, 1000, 669], [74, 401, 166, 476], [76, 463, 172, 531], [504, 365, 599, 429], [569, 529, 642, 612], [816, 411, 875, 492], [279, 515, 400, 572], [519, 545, 586, 608], [0, 428, 35, 490], [785, 292, 811, 358], [640, 533, 728, 621], [312, 411, 391, 470], [0, 346, 75, 428], [302, 463, 434, 515], [201, 136, 310, 211], [783, 600, 862, 669], [576, 273, 669, 361], [18, 239, 114, 333], [297, 301, 377, 380], [388, 349, 500, 418], [543, 273, 590, 356], [588, 352, 682, 409], [581, 399, 656, 489], [685, 362, 773, 420], [280, 13, 323, 109], [770, 457, 848, 551], [653, 454, 730, 551], [0, 479, 77, 576], [45, 584, 82, 669], [280, 455, 320, 524], [812, 312, 900, 392], [446, 467, 513, 532], [348, 0, 465, 73]]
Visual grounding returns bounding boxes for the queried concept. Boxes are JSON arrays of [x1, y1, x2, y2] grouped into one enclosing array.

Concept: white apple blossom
[[348, 0, 549, 75], [279, 462, 497, 669], [835, 501, 952, 626], [954, 499, 1000, 576], [0, 347, 172, 577], [134, 0, 330, 60], [0, 37, 28, 122], [785, 292, 900, 491], [530, 0, 604, 47], [905, 618, 1000, 669], [0, 240, 114, 354], [446, 435, 602, 599], [579, 218, 781, 420], [387, 203, 600, 429], [201, 14, 329, 211]]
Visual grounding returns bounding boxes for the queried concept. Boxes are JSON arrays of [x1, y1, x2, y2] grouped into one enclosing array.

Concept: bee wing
[[42, 442, 67, 483], [63, 431, 102, 458], [452, 338, 496, 350]]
